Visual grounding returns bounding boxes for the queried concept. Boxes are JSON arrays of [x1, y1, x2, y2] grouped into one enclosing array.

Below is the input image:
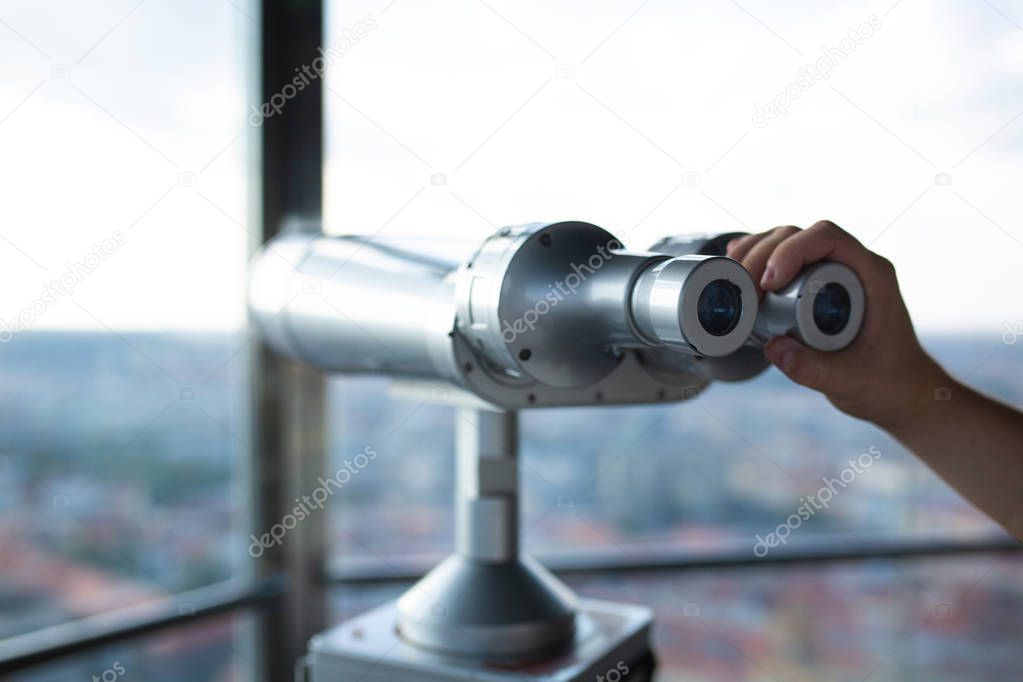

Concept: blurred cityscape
[[1, 331, 1020, 680]]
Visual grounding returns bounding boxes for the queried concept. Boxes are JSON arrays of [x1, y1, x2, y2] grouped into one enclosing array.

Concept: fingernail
[[765, 336, 798, 371], [760, 265, 776, 289]]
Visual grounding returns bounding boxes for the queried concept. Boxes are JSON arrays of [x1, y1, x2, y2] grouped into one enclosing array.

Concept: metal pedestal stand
[[302, 406, 656, 682]]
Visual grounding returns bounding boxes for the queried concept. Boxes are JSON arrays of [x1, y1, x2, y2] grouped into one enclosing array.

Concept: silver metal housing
[[247, 233, 460, 381], [306, 598, 654, 682], [753, 261, 865, 351], [630, 255, 758, 357], [454, 221, 663, 389], [248, 222, 770, 408]]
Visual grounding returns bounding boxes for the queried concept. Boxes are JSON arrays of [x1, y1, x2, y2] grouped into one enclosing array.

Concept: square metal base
[[303, 598, 654, 682]]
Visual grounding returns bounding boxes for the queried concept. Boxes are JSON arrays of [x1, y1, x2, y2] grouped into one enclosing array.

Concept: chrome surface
[[246, 223, 867, 671], [753, 261, 865, 351], [630, 255, 758, 357], [395, 408, 577, 658]]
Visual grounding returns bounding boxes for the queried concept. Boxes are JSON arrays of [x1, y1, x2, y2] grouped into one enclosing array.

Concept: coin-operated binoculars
[[249, 221, 863, 682]]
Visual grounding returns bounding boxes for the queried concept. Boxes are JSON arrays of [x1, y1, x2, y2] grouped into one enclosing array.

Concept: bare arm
[[728, 221, 1023, 540]]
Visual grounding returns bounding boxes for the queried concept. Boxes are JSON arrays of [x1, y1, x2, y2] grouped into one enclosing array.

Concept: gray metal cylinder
[[630, 255, 758, 357], [455, 409, 519, 562], [248, 233, 461, 380], [752, 261, 865, 351]]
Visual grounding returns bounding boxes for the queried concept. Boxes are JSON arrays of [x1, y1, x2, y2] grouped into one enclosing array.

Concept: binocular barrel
[[247, 232, 463, 381], [751, 261, 864, 352], [650, 234, 865, 353], [248, 222, 865, 404]]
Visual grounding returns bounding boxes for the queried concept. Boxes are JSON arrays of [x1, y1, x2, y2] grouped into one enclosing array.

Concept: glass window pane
[[328, 343, 1019, 570], [323, 1, 1022, 568], [0, 0, 255, 639], [331, 553, 1023, 681]]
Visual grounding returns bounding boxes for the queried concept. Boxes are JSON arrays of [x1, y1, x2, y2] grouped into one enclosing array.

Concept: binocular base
[[302, 598, 655, 682]]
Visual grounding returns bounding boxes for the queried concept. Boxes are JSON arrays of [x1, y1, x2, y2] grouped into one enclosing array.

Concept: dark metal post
[[253, 1, 328, 680]]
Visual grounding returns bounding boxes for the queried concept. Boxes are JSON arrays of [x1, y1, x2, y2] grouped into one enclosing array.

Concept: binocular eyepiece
[[629, 255, 758, 357], [753, 260, 864, 351], [648, 232, 864, 354]]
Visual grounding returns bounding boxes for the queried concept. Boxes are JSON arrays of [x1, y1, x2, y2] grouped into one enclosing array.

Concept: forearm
[[890, 369, 1023, 540]]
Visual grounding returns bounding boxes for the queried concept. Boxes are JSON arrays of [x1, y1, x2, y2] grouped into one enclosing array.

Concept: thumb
[[764, 335, 833, 392]]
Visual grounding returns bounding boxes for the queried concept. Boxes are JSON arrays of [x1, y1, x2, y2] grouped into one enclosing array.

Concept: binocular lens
[[698, 279, 743, 337], [812, 282, 852, 336]]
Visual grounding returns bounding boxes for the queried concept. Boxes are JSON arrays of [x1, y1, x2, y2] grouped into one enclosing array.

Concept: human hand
[[727, 221, 947, 432]]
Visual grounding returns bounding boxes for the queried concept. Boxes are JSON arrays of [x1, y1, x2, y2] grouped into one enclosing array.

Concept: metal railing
[[0, 576, 285, 675]]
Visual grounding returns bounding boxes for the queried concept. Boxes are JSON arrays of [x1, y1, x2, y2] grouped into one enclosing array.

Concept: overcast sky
[[0, 0, 1021, 335]]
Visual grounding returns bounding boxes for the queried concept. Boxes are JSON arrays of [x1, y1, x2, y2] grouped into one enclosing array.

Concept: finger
[[740, 226, 800, 292], [761, 220, 871, 291], [763, 335, 833, 392], [725, 232, 766, 261]]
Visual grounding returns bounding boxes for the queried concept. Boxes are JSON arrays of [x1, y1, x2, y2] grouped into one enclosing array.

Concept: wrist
[[882, 354, 952, 440]]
